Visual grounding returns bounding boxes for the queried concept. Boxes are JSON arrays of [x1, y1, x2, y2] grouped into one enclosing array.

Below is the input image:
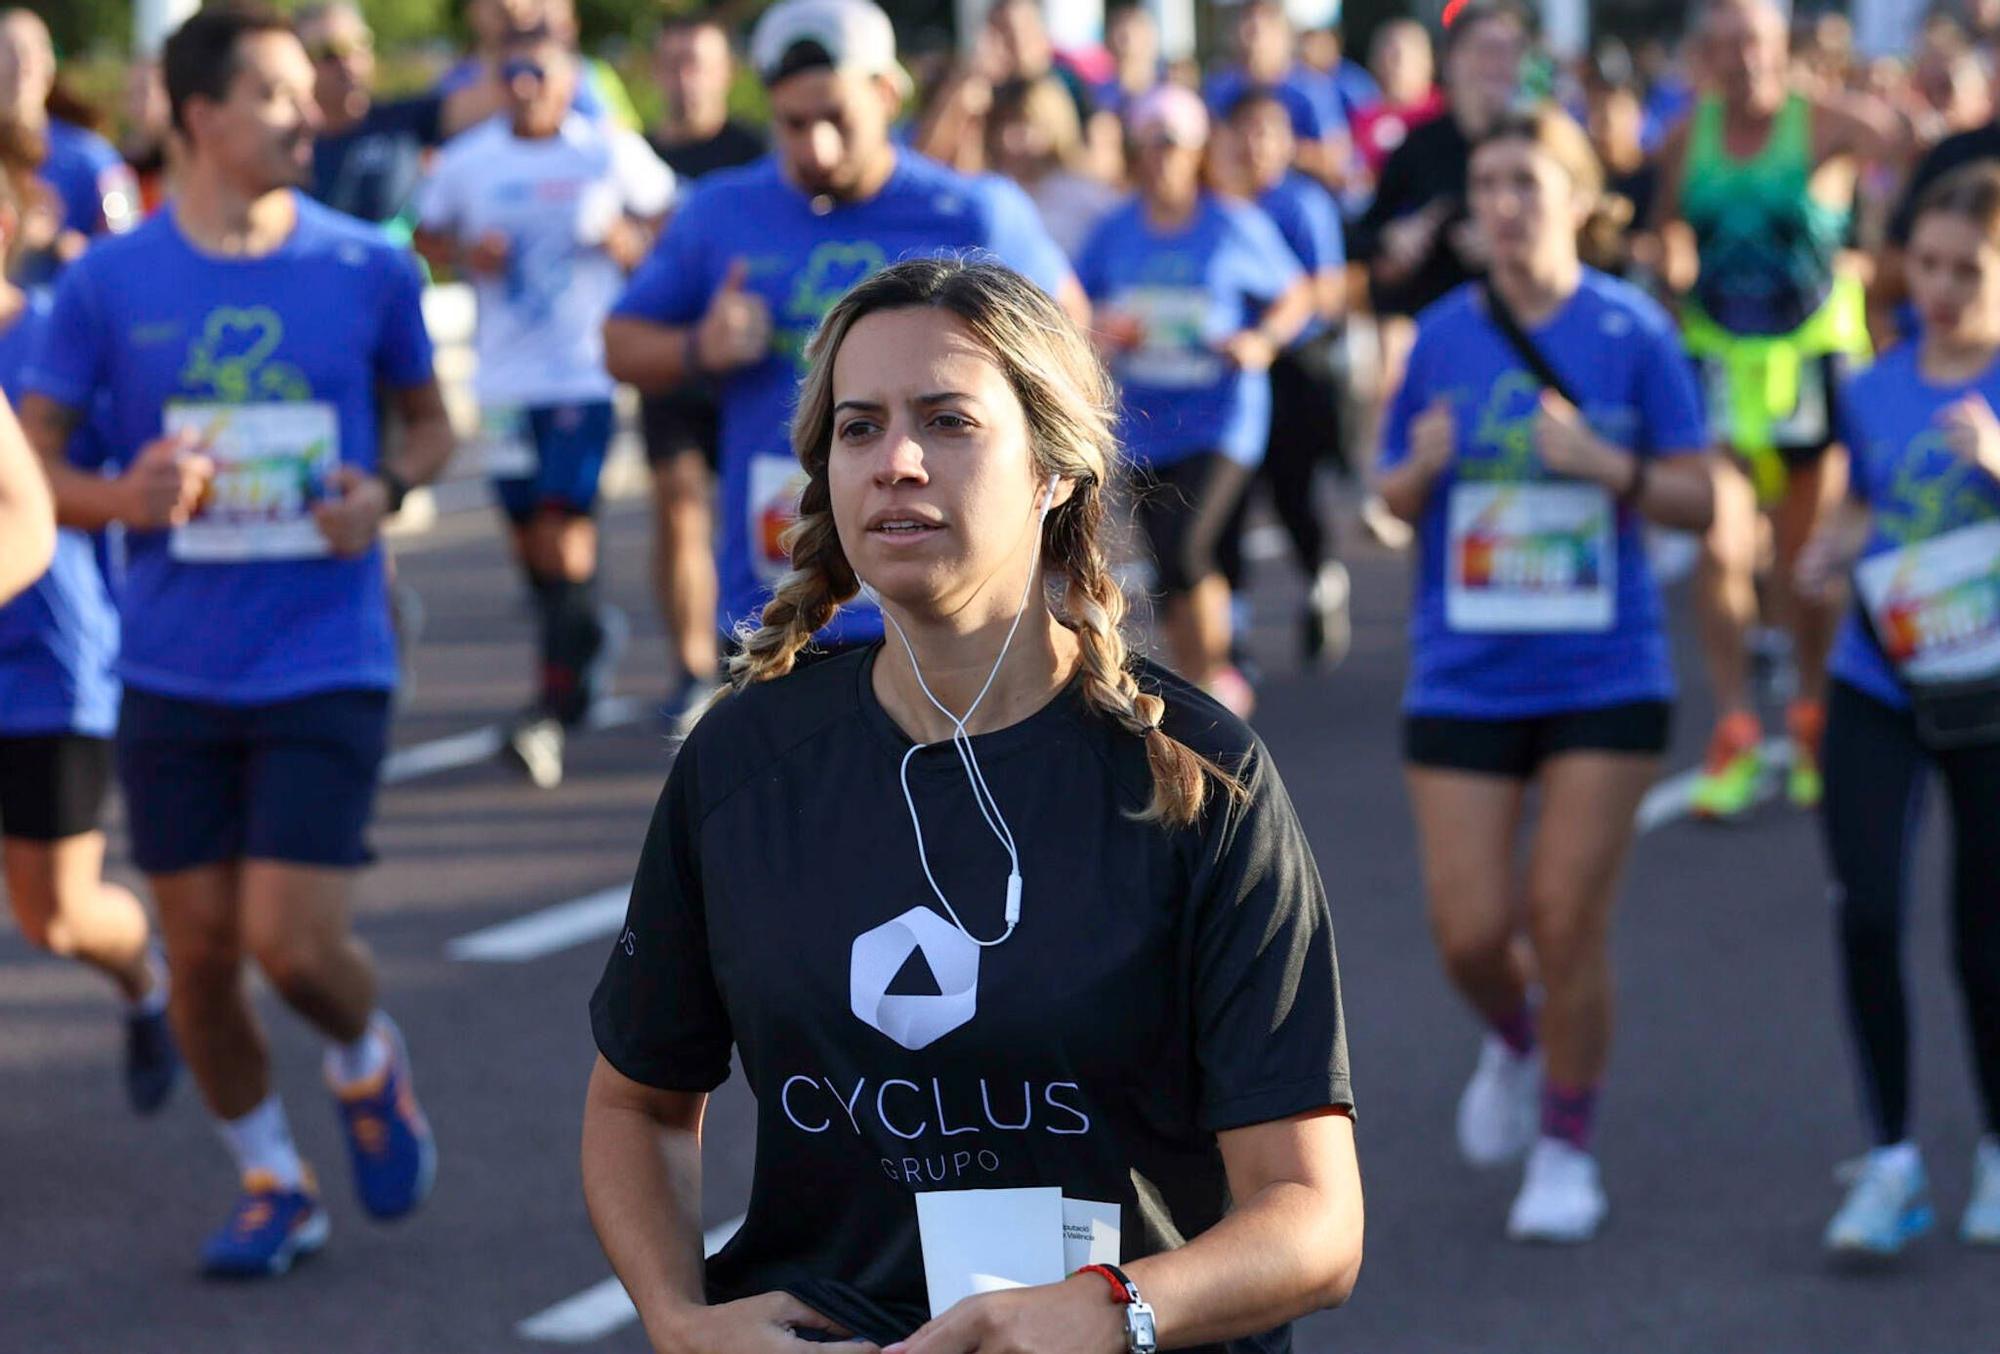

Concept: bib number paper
[[915, 1190, 1121, 1318], [748, 452, 809, 584], [1446, 481, 1617, 633], [477, 405, 537, 480], [1117, 286, 1223, 389], [166, 402, 339, 563], [1855, 520, 2000, 684]]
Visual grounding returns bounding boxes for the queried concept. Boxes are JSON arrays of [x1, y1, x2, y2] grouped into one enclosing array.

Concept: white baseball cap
[[750, 0, 911, 93]]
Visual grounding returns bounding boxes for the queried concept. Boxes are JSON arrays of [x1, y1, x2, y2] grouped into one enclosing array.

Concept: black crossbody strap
[[1482, 281, 1584, 408]]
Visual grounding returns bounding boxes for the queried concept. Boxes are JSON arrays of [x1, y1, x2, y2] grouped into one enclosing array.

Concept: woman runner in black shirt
[[584, 257, 1359, 1353]]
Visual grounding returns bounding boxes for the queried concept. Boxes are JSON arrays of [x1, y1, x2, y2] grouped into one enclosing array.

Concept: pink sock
[[1542, 1081, 1599, 1150]]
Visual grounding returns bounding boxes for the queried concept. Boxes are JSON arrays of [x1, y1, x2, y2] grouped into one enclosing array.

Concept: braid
[[724, 477, 859, 691], [1053, 494, 1246, 828]]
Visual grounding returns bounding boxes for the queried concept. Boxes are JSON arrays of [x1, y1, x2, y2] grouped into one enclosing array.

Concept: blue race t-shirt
[[0, 292, 118, 737], [1380, 271, 1709, 718], [1076, 194, 1302, 469], [23, 194, 435, 706], [1257, 171, 1344, 343], [612, 152, 1073, 645], [44, 118, 139, 238], [1828, 344, 2000, 711], [1203, 68, 1343, 142]]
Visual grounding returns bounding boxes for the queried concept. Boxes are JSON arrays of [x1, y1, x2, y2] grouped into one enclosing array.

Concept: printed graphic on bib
[[477, 405, 536, 480], [748, 453, 810, 583], [851, 906, 980, 1051], [1446, 481, 1616, 632], [165, 402, 339, 562], [1855, 520, 2000, 683], [1116, 286, 1223, 389]]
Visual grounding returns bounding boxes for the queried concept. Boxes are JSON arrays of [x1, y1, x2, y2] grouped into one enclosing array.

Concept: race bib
[[1117, 286, 1223, 389], [1446, 482, 1617, 633], [747, 452, 810, 584], [166, 402, 339, 563], [1854, 520, 2000, 684], [477, 405, 537, 480]]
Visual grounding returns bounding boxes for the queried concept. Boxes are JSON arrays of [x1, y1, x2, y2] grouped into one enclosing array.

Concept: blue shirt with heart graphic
[[0, 291, 120, 737], [1380, 271, 1708, 718], [1076, 194, 1303, 469], [1829, 344, 2000, 711], [24, 195, 436, 705], [612, 152, 1073, 646]]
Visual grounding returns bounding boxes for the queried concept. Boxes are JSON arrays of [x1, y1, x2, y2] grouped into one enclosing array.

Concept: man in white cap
[[604, 0, 1081, 670]]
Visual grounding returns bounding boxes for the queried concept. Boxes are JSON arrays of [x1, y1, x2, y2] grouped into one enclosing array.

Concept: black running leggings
[[1819, 680, 2000, 1145], [1218, 339, 1344, 588]]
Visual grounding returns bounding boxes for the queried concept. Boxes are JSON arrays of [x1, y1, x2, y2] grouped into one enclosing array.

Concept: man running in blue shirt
[[604, 0, 1080, 659], [21, 4, 454, 1280]]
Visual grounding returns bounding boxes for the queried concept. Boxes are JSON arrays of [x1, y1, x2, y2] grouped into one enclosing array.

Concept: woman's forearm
[[1374, 458, 1440, 524], [581, 1071, 709, 1353], [1125, 1167, 1363, 1347], [1633, 454, 1716, 533]]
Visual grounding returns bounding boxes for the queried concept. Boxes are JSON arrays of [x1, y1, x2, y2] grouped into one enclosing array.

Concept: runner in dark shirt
[[300, 2, 443, 235], [586, 256, 1359, 1354]]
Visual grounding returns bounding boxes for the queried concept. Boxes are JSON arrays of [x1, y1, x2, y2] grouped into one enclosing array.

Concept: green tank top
[[1681, 92, 1849, 337]]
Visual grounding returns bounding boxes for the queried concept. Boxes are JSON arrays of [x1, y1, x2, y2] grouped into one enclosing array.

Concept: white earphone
[[876, 473, 1061, 948]]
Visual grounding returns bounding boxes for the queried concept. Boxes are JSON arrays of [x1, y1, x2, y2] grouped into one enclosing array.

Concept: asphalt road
[[1, 492, 1993, 1354]]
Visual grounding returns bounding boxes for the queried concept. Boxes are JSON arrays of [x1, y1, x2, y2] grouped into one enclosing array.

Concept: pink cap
[[1127, 83, 1210, 147]]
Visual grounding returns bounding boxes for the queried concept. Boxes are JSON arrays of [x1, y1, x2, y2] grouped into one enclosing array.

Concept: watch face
[[1128, 1304, 1158, 1354]]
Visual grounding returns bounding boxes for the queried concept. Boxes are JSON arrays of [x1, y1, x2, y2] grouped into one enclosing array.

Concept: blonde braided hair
[[726, 256, 1245, 828]]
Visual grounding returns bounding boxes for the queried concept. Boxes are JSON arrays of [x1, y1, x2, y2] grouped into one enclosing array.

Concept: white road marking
[[517, 1216, 744, 1344], [380, 697, 650, 786], [446, 883, 632, 963], [1636, 737, 1792, 835]]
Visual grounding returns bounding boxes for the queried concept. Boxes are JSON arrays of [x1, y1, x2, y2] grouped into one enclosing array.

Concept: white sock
[[325, 1014, 390, 1088], [126, 946, 169, 1018], [1870, 1140, 1921, 1174], [218, 1095, 305, 1188]]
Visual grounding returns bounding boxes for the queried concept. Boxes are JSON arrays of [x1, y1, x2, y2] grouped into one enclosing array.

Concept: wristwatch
[[1077, 1263, 1157, 1354]]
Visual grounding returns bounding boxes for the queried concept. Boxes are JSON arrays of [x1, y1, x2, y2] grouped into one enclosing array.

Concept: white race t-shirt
[[418, 113, 674, 406]]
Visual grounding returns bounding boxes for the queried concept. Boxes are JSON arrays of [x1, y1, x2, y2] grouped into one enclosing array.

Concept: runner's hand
[[1936, 394, 2000, 480], [463, 231, 511, 277], [118, 430, 214, 529], [1533, 391, 1620, 484], [1091, 310, 1143, 351], [311, 465, 390, 558], [669, 1292, 878, 1353], [1794, 524, 1850, 603], [1409, 396, 1456, 477], [882, 1276, 1124, 1354], [1214, 328, 1280, 372], [694, 259, 773, 374], [1446, 218, 1491, 271], [603, 217, 651, 272]]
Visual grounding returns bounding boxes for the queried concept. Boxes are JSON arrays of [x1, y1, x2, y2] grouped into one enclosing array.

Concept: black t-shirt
[[1352, 111, 1478, 318], [1890, 121, 2000, 246], [311, 94, 445, 226], [647, 120, 767, 182], [591, 647, 1352, 1351]]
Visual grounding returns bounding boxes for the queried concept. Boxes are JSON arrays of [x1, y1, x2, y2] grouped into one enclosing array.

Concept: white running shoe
[[1506, 1138, 1607, 1244], [1963, 1136, 2000, 1246], [1456, 1034, 1541, 1167], [503, 714, 565, 791], [1824, 1143, 1934, 1259]]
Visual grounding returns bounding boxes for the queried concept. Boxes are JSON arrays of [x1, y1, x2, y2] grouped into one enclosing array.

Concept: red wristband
[[1076, 1263, 1136, 1304]]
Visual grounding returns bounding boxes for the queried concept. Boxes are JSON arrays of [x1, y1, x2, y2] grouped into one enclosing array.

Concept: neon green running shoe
[[1691, 714, 1765, 821], [1787, 756, 1823, 810], [1786, 701, 1826, 811]]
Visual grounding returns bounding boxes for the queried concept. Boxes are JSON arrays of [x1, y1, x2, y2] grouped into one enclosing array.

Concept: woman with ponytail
[[584, 256, 1360, 1354]]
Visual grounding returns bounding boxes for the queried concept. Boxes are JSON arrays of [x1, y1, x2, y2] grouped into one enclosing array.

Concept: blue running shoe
[[1825, 1146, 1935, 1260], [199, 1170, 329, 1279], [124, 1005, 181, 1115], [330, 1016, 436, 1221]]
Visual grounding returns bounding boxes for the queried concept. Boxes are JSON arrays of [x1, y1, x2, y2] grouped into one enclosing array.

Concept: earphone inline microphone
[[873, 473, 1061, 949]]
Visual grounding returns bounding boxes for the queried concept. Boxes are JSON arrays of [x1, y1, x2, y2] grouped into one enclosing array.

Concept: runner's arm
[[1817, 91, 1911, 172], [604, 314, 700, 393], [19, 394, 127, 530], [886, 1110, 1362, 1354], [1797, 495, 1872, 600], [581, 1058, 712, 1350], [385, 380, 455, 493], [0, 390, 55, 604], [1649, 118, 1699, 298]]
